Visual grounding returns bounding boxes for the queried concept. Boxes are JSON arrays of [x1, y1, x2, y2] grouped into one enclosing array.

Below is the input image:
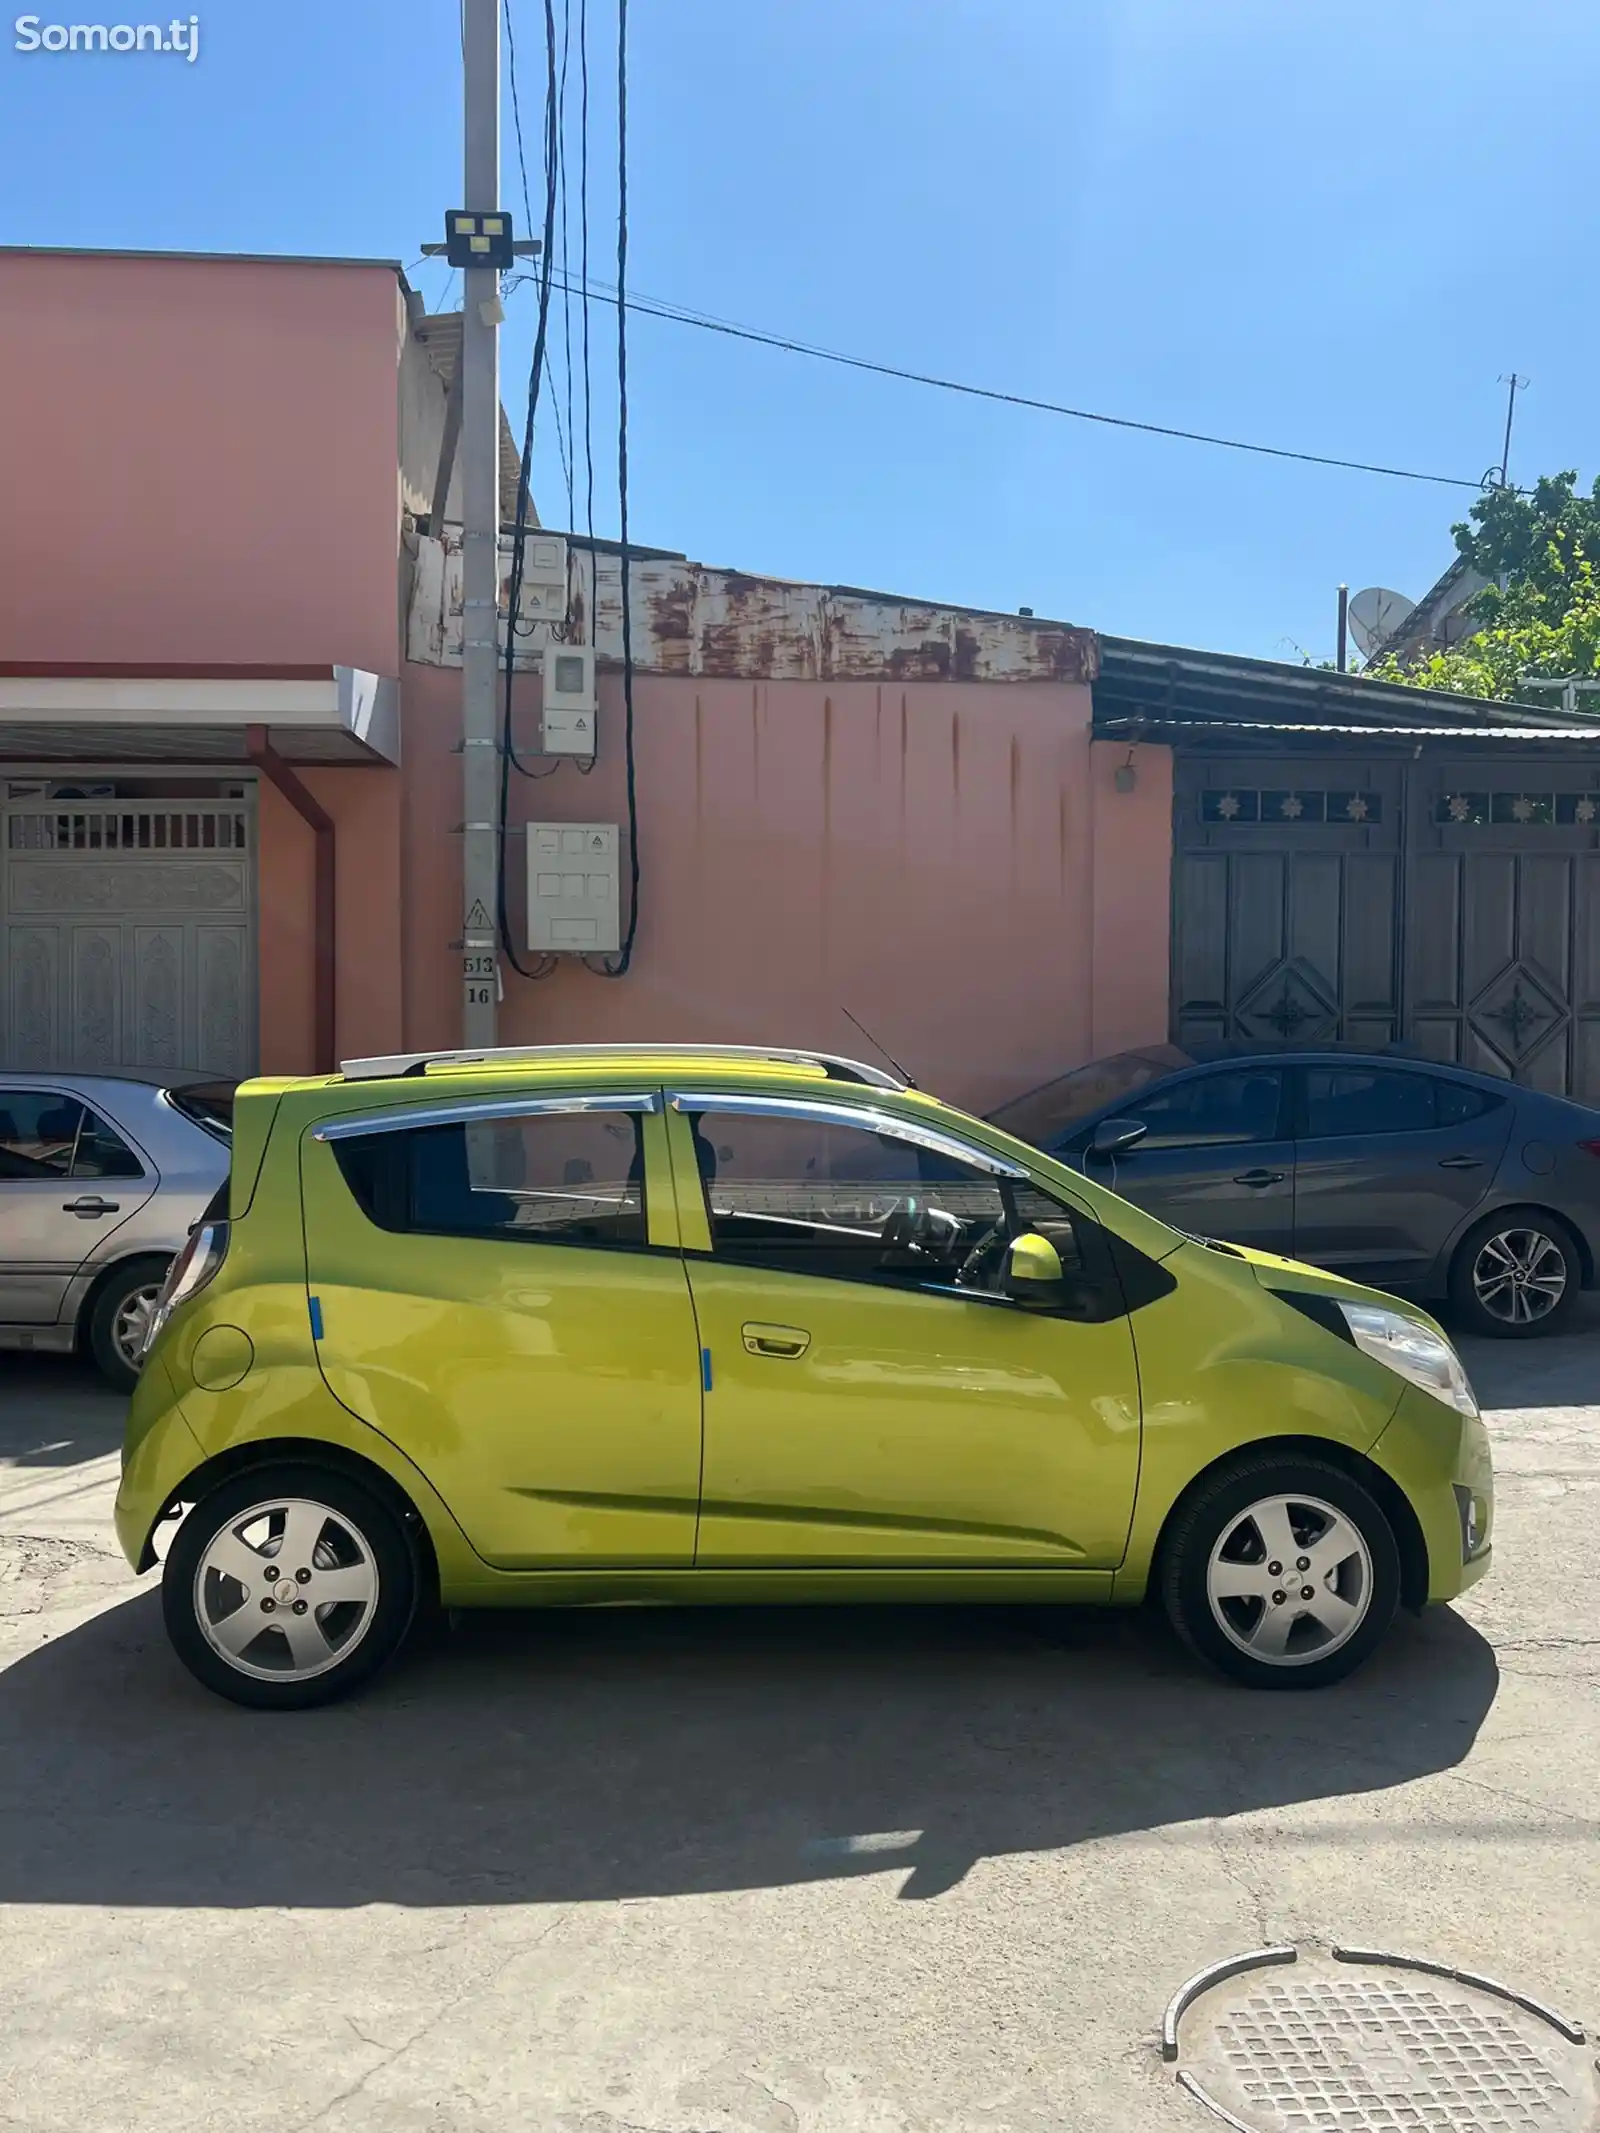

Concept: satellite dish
[[1348, 586, 1416, 656]]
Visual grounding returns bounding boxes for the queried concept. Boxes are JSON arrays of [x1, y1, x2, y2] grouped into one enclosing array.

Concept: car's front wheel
[[162, 1463, 420, 1708], [1160, 1454, 1401, 1689]]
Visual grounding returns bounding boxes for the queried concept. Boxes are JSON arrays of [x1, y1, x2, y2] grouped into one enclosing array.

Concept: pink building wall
[[398, 663, 1171, 1116], [256, 769, 405, 1076], [0, 248, 410, 1071], [0, 250, 403, 674]]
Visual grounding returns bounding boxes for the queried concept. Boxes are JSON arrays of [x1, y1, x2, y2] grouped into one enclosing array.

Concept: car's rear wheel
[[86, 1256, 170, 1393], [1161, 1454, 1401, 1689], [1448, 1207, 1580, 1339], [162, 1463, 419, 1708]]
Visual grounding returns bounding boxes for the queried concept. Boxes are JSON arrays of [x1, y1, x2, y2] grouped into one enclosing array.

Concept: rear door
[[301, 1090, 705, 1568], [1290, 1064, 1513, 1285], [0, 1089, 153, 1323], [1077, 1065, 1295, 1252]]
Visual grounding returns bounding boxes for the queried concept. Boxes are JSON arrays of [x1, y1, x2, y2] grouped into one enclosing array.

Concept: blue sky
[[4, 0, 1597, 662]]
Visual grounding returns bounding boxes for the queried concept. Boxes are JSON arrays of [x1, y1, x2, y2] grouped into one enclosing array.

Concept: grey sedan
[[0, 1073, 230, 1388], [990, 1045, 1600, 1337]]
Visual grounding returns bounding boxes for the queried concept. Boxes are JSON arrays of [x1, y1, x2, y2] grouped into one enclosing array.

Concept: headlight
[[1337, 1300, 1478, 1417], [143, 1219, 230, 1356]]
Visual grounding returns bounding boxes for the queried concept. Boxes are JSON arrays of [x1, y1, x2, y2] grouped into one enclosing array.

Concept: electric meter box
[[505, 533, 568, 627], [540, 642, 597, 755], [526, 821, 620, 953]]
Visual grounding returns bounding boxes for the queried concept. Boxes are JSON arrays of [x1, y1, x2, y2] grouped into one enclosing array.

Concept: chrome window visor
[[312, 1092, 661, 1143], [669, 1092, 1027, 1177]]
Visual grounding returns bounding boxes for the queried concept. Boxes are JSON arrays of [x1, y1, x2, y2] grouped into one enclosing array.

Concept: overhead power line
[[541, 267, 1505, 494]]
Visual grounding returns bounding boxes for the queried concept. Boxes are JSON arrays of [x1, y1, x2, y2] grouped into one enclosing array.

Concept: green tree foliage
[[1363, 470, 1600, 706]]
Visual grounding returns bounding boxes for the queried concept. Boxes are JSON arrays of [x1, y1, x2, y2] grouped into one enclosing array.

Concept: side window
[[1121, 1069, 1283, 1150], [1303, 1068, 1437, 1138], [693, 1109, 1008, 1284], [0, 1093, 84, 1180], [72, 1108, 144, 1179], [335, 1108, 647, 1247], [1009, 1180, 1088, 1277], [1436, 1079, 1505, 1127]]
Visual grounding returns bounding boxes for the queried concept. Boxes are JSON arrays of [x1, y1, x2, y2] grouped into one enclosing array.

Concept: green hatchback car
[[118, 1043, 1494, 1709]]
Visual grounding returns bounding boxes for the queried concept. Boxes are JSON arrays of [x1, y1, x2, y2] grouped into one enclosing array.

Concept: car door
[[1291, 1064, 1513, 1285], [666, 1093, 1142, 1569], [301, 1091, 704, 1568], [0, 1089, 153, 1324], [1073, 1066, 1294, 1252]]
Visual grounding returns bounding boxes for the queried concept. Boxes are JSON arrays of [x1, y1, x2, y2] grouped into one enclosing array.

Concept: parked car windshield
[[165, 1081, 236, 1141], [987, 1045, 1196, 1146]]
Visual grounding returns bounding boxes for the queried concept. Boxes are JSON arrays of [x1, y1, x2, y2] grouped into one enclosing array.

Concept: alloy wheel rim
[[113, 1284, 161, 1372], [193, 1498, 380, 1682], [1471, 1227, 1567, 1325], [1205, 1493, 1373, 1667]]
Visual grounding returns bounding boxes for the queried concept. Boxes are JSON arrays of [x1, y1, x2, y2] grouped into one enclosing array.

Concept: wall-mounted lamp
[[1113, 749, 1138, 794]]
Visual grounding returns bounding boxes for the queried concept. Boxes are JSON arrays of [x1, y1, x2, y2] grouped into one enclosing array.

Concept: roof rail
[[337, 1042, 904, 1090]]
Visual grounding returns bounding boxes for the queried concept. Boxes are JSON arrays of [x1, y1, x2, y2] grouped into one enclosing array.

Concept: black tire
[[162, 1462, 420, 1709], [86, 1256, 171, 1394], [1160, 1453, 1401, 1690], [1447, 1206, 1581, 1340]]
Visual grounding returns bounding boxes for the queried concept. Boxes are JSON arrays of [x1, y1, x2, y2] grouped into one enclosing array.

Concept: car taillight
[[1579, 1141, 1600, 1159], [143, 1219, 230, 1356]]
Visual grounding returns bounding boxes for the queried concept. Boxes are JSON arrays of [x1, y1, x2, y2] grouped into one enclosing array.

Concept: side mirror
[[1087, 1116, 1148, 1162], [1001, 1230, 1065, 1304]]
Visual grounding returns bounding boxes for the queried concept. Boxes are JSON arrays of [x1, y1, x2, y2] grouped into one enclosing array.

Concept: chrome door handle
[[742, 1322, 811, 1359], [1437, 1155, 1483, 1171], [1232, 1170, 1285, 1188], [62, 1195, 120, 1217]]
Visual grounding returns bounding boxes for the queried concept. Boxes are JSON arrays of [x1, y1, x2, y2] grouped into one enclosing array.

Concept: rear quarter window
[[332, 1109, 648, 1249]]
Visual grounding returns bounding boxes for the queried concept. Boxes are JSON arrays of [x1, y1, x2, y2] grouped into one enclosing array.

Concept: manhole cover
[[1164, 1946, 1598, 2132]]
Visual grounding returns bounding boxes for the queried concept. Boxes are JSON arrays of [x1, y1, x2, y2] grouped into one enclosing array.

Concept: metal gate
[[0, 796, 257, 1076], [1171, 753, 1600, 1102]]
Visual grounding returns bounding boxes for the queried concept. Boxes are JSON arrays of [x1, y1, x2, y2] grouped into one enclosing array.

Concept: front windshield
[[987, 1045, 1195, 1147]]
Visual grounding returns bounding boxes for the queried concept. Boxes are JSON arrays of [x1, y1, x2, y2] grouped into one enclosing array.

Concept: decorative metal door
[[1171, 757, 1406, 1055], [1171, 753, 1600, 1102], [1, 799, 257, 1076], [1406, 760, 1600, 1099]]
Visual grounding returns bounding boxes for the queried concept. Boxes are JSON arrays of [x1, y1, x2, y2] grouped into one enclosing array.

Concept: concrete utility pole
[[459, 0, 503, 1046]]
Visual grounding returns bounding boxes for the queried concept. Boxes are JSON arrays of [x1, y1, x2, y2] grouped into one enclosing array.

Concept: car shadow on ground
[[0, 1358, 126, 1469], [0, 1588, 1497, 1910], [1449, 1293, 1600, 1411]]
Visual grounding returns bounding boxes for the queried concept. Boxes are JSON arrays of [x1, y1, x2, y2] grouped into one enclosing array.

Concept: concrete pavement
[[0, 1315, 1596, 2133]]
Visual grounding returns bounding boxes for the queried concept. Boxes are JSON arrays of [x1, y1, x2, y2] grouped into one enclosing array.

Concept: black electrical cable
[[598, 0, 639, 976], [557, 0, 576, 530], [502, 0, 560, 784], [578, 0, 595, 539], [540, 269, 1505, 495], [496, 0, 566, 979]]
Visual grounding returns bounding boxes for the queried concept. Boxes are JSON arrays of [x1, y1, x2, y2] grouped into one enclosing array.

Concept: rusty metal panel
[[404, 533, 1097, 685]]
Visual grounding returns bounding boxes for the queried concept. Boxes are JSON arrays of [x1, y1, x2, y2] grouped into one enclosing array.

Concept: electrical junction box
[[511, 533, 568, 625], [527, 821, 620, 952], [540, 642, 598, 755]]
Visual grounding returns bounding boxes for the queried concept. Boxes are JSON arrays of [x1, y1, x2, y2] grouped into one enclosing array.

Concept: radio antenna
[[841, 1008, 917, 1089]]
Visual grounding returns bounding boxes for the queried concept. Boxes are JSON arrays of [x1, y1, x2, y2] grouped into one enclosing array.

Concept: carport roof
[[1093, 634, 1600, 744]]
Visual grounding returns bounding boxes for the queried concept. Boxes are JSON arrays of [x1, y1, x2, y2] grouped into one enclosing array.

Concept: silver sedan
[[0, 1073, 230, 1389]]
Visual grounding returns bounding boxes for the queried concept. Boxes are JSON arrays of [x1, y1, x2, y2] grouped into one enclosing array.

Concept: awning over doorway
[[0, 665, 399, 765]]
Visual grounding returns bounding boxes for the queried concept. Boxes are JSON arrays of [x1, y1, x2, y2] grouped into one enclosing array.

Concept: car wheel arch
[[1446, 1200, 1592, 1290], [73, 1249, 174, 1345], [146, 1437, 439, 1598], [73, 1245, 173, 1322], [1146, 1434, 1430, 1615]]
